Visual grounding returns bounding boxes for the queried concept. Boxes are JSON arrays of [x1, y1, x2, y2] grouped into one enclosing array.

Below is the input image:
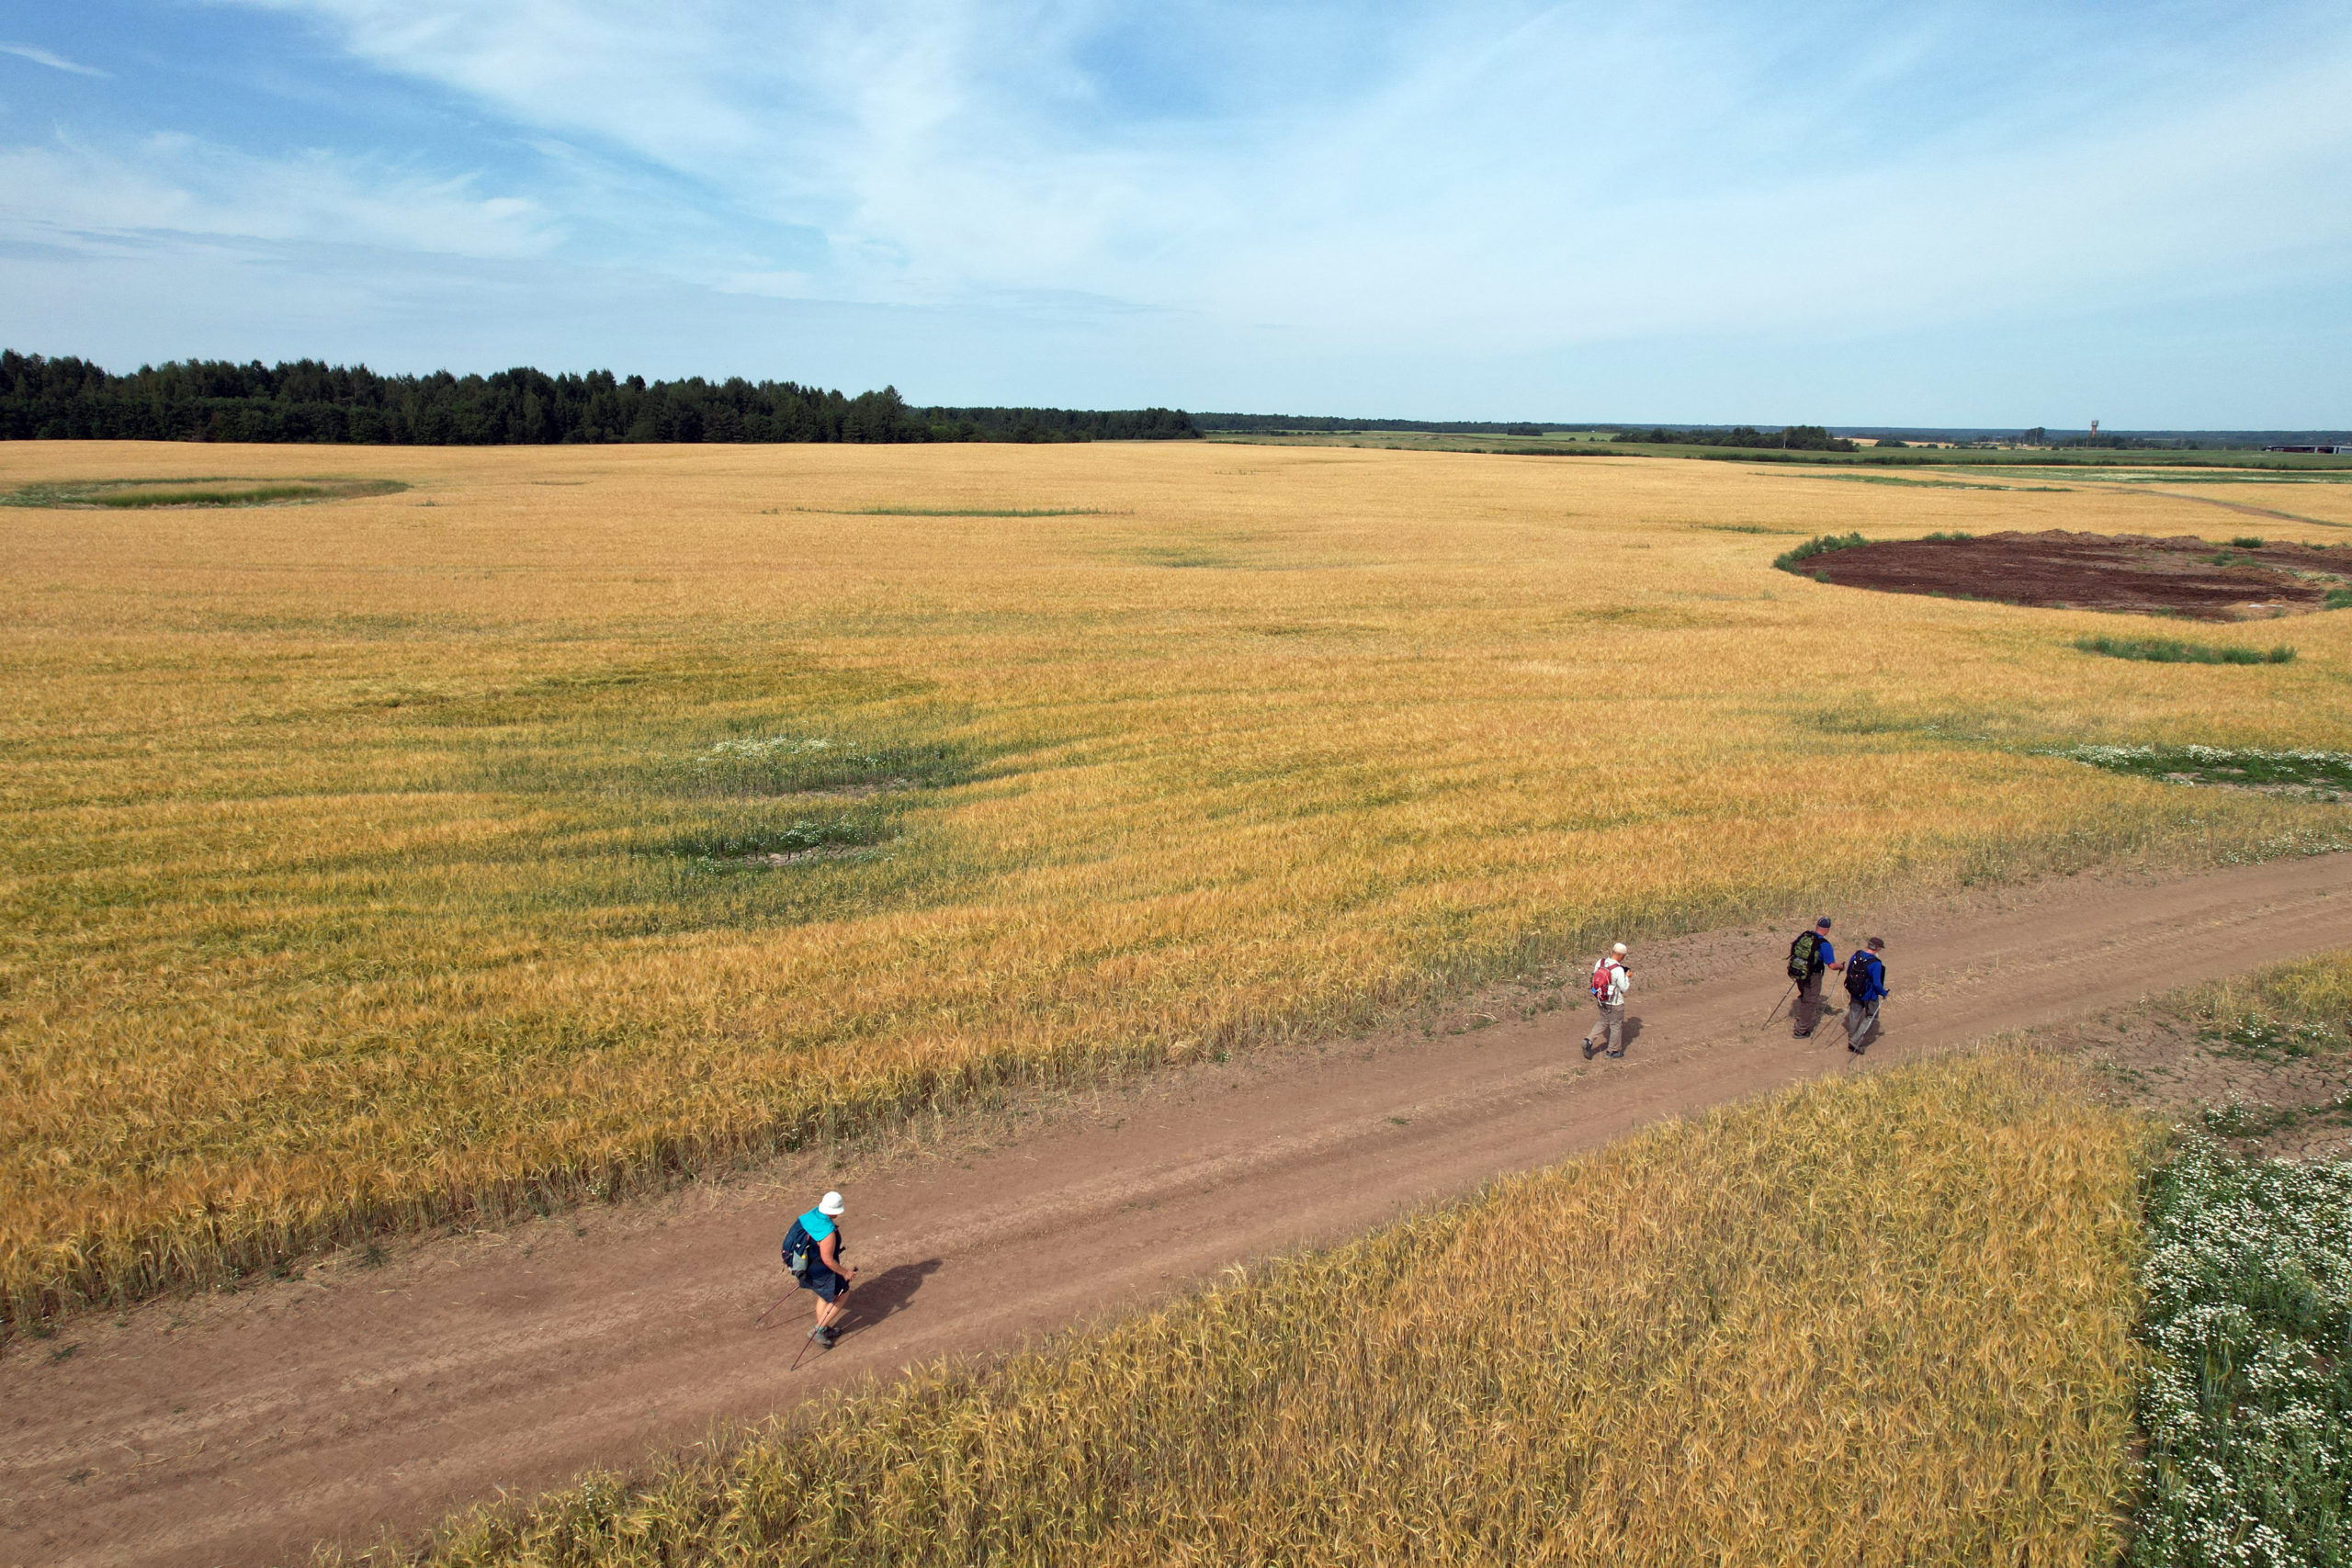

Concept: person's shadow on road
[[1621, 1016, 1645, 1048], [842, 1258, 943, 1336]]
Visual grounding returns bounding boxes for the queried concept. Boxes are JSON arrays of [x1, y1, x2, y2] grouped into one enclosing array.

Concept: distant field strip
[[377, 1051, 2146, 1568], [5, 440, 2351, 1326]]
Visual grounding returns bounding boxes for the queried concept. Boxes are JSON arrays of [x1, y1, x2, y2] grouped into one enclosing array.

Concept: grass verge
[[2075, 636, 2297, 666], [351, 1051, 2145, 1567]]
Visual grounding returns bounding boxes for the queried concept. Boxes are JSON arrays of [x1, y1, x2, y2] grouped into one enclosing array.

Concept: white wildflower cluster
[[2131, 1136, 2352, 1566], [2063, 743, 2352, 772], [695, 736, 838, 763], [2214, 1015, 2342, 1055]]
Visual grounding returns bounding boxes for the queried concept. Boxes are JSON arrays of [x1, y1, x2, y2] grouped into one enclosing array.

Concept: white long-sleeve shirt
[[1592, 958, 1629, 1007]]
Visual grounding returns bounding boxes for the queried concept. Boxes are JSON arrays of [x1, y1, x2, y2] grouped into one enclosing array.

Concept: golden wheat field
[[4, 439, 2348, 1324], [373, 1049, 2149, 1568]]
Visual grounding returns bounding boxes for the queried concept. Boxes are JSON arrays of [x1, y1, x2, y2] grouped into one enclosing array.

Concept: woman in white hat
[[785, 1190, 856, 1347]]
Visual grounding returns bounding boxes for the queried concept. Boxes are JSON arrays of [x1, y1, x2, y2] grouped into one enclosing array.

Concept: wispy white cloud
[[203, 0, 2352, 346], [0, 133, 560, 259], [0, 41, 110, 77]]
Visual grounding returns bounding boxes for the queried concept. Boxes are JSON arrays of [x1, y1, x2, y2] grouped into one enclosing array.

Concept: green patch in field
[[1130, 546, 1244, 570], [641, 731, 977, 798], [794, 505, 1116, 517], [2199, 1010, 2346, 1064], [1772, 533, 1867, 572], [1802, 474, 2065, 493], [2074, 636, 2296, 666], [658, 807, 893, 866], [1, 477, 409, 509], [2057, 743, 2352, 799]]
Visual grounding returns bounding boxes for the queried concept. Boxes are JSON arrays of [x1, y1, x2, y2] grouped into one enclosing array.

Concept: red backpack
[[1589, 958, 1618, 1002]]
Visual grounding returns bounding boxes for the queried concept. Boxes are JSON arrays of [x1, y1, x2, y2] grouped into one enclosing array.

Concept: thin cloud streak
[[0, 41, 111, 77]]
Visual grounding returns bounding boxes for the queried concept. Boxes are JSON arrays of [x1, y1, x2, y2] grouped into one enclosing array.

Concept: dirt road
[[5, 852, 2347, 1568]]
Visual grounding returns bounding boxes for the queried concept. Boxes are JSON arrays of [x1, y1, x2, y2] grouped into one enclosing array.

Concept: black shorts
[[801, 1266, 848, 1303]]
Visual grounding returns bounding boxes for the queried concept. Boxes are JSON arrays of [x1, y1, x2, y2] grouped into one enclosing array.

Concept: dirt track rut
[[4, 852, 2348, 1567]]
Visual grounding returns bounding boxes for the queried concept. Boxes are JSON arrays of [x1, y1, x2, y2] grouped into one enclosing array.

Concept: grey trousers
[[1792, 972, 1825, 1035], [1844, 997, 1882, 1052], [1586, 1003, 1624, 1055]]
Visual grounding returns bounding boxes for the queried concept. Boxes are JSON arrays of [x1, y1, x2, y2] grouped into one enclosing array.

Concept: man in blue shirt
[[1843, 938, 1889, 1054], [1790, 917, 1845, 1039], [785, 1190, 856, 1348]]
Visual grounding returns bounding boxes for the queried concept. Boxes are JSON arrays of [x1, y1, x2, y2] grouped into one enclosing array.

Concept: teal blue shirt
[[798, 1209, 836, 1244]]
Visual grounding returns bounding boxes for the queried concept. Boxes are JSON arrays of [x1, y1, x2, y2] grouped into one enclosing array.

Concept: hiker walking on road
[[1787, 918, 1843, 1039], [782, 1190, 856, 1348], [1843, 938, 1888, 1054], [1583, 942, 1631, 1060]]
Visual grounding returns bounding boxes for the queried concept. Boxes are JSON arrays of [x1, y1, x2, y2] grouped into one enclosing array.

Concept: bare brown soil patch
[[2063, 1009, 2352, 1162], [1813, 530, 2352, 620]]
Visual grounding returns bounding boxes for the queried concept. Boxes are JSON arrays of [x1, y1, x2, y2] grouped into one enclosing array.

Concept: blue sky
[[2, 1, 2347, 424]]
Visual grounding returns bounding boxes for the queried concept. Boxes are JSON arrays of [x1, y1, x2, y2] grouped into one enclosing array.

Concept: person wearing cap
[[1788, 917, 1844, 1039], [786, 1190, 856, 1348], [1842, 938, 1888, 1054], [1583, 942, 1631, 1060]]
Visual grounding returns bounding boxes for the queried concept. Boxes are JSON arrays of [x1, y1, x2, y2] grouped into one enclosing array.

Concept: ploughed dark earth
[[1813, 532, 2352, 621]]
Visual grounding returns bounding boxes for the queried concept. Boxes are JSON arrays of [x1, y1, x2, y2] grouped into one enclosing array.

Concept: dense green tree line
[[1613, 424, 1858, 452], [1194, 412, 1580, 434], [0, 353, 1198, 445]]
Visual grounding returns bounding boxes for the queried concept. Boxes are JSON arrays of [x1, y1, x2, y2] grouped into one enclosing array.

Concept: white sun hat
[[1612, 942, 1628, 954], [818, 1191, 845, 1216]]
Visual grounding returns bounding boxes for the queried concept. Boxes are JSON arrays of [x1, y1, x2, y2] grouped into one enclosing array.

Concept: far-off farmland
[[5, 438, 2352, 1335]]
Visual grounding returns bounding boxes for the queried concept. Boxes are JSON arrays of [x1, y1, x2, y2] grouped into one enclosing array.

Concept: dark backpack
[[1845, 952, 1881, 999], [782, 1221, 813, 1279], [1787, 930, 1825, 981]]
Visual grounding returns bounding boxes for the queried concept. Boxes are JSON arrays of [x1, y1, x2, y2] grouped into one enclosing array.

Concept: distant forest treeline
[[1196, 412, 1570, 435], [0, 353, 1200, 445], [1616, 424, 1858, 452]]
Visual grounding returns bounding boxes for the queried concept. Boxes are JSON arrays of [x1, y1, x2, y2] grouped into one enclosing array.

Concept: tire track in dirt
[[2135, 487, 2349, 530], [3, 852, 2348, 1568]]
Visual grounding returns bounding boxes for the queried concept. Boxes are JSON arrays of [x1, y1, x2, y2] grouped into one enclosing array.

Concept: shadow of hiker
[[841, 1258, 943, 1336], [1621, 1015, 1645, 1047]]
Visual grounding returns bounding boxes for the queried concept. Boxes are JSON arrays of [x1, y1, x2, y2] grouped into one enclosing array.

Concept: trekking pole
[[1764, 979, 1796, 1026], [752, 1286, 797, 1330]]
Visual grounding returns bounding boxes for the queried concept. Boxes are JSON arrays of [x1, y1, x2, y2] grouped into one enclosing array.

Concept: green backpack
[[1786, 930, 1825, 981]]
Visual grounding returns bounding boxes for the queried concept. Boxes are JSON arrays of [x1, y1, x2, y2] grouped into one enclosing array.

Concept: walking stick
[[1764, 979, 1796, 1026], [752, 1285, 797, 1330]]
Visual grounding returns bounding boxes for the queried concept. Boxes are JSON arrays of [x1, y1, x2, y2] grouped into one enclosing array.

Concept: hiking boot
[[1581, 1040, 1598, 1060], [1605, 1050, 1624, 1059], [1792, 1030, 1813, 1039], [809, 1325, 837, 1348]]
